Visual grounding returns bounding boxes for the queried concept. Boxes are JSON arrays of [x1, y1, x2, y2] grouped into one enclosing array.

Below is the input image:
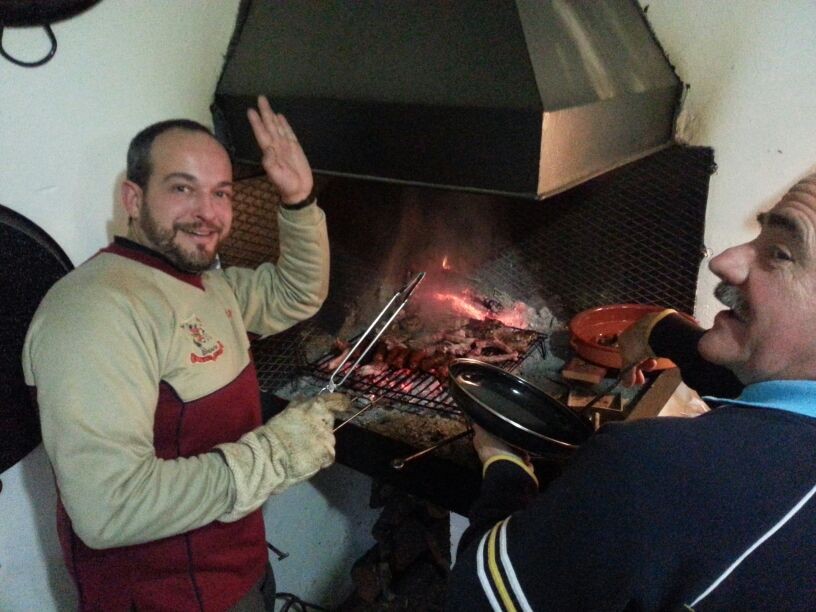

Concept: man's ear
[[121, 180, 144, 220]]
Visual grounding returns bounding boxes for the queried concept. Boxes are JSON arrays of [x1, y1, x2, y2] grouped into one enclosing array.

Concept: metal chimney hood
[[213, 0, 681, 199]]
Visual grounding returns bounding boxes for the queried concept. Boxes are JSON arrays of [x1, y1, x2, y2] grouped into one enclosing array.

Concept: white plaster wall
[[0, 2, 376, 609], [0, 0, 243, 265], [639, 0, 816, 325]]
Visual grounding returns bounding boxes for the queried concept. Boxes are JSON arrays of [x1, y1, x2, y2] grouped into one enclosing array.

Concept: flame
[[433, 292, 485, 319], [441, 255, 451, 270]]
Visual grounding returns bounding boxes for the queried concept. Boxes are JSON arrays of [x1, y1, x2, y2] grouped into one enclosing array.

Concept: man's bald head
[[127, 119, 221, 190]]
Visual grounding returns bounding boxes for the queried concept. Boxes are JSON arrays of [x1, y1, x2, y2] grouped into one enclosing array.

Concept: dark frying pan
[[448, 358, 593, 458], [1, 203, 73, 472]]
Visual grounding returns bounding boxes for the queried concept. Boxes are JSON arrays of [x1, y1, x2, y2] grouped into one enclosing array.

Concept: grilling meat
[[355, 361, 389, 378], [324, 316, 537, 381], [325, 339, 352, 370]]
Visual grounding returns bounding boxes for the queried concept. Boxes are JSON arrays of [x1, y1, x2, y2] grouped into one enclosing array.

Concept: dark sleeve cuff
[[650, 313, 743, 398], [455, 457, 539, 558], [482, 455, 539, 494]]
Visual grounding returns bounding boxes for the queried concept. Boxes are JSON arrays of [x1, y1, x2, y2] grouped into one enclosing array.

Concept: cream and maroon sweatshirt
[[22, 203, 328, 610]]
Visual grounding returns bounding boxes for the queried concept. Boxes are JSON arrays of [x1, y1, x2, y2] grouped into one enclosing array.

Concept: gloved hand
[[216, 392, 350, 522], [619, 309, 676, 386]]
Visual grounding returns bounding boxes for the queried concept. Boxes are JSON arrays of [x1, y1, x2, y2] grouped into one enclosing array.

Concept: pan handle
[[390, 428, 473, 470]]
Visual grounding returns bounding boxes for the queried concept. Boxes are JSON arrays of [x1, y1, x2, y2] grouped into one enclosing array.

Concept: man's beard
[[714, 282, 750, 322], [139, 206, 221, 273]]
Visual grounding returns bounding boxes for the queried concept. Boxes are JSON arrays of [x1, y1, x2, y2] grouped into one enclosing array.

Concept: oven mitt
[[619, 310, 676, 364], [215, 392, 350, 523]]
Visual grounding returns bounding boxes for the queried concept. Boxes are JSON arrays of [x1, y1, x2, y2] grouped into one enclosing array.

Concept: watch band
[[280, 190, 316, 210]]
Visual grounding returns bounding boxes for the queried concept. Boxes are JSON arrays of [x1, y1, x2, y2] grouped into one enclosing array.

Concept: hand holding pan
[[471, 423, 531, 465], [447, 359, 593, 458]]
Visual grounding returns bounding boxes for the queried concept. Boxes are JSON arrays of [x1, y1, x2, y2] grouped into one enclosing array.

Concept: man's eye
[[215, 190, 233, 200], [771, 246, 793, 262], [172, 184, 192, 194]]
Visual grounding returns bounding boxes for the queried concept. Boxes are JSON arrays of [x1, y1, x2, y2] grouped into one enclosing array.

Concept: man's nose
[[709, 243, 752, 285], [193, 193, 218, 221]]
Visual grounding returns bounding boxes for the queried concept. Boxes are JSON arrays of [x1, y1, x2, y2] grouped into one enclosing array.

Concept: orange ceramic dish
[[568, 303, 697, 370]]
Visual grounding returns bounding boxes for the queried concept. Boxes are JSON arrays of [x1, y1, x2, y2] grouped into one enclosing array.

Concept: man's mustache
[[714, 282, 750, 322]]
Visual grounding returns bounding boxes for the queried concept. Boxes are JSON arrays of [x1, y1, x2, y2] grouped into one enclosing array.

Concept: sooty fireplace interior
[[220, 143, 713, 513]]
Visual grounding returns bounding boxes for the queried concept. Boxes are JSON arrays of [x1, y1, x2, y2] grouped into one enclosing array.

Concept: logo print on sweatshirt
[[181, 316, 224, 363]]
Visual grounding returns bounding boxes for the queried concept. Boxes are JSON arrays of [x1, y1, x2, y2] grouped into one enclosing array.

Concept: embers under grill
[[307, 327, 546, 412]]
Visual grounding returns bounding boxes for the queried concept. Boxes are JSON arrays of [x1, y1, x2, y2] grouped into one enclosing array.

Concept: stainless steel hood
[[213, 0, 681, 199]]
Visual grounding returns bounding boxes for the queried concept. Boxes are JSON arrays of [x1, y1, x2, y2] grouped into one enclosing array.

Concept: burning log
[[339, 484, 451, 611]]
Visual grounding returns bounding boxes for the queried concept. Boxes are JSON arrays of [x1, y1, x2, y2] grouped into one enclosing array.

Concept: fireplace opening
[[222, 144, 713, 400]]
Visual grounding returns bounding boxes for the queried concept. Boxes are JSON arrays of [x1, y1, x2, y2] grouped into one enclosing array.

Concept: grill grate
[[305, 329, 546, 413], [251, 321, 322, 391]]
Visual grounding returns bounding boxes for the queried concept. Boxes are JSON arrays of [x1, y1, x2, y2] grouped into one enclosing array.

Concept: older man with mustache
[[445, 172, 816, 611]]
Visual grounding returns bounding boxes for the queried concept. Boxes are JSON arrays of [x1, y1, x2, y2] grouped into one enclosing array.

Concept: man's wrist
[[281, 190, 316, 210]]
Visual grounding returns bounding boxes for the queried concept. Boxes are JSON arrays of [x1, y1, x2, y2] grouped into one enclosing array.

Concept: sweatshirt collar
[[102, 236, 205, 289], [704, 380, 816, 419]]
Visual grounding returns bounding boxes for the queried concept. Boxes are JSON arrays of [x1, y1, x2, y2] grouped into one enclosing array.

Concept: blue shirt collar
[[704, 380, 816, 419]]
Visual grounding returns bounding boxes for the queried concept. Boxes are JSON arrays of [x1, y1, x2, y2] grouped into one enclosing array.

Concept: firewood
[[561, 356, 607, 385]]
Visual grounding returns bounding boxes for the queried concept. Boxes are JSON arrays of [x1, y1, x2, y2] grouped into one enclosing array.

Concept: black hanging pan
[[1, 203, 73, 473], [0, 0, 102, 68], [448, 358, 594, 458], [0, 0, 101, 27]]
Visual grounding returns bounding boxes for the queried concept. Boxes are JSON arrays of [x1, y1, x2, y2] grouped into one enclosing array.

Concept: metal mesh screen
[[249, 322, 322, 390], [218, 177, 313, 389], [515, 145, 713, 315], [219, 176, 281, 268]]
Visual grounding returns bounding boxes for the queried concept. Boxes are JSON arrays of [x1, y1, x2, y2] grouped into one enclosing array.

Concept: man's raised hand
[[247, 95, 313, 204]]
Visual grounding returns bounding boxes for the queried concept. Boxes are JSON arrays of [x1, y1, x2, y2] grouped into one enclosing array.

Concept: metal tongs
[[320, 271, 426, 395]]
